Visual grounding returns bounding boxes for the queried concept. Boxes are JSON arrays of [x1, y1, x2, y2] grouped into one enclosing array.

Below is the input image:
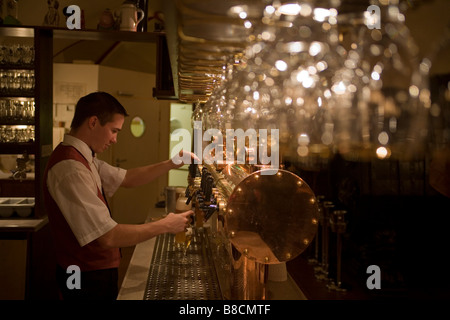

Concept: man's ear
[[88, 116, 98, 129]]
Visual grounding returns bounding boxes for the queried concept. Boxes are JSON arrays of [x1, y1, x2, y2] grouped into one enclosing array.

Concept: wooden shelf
[[0, 65, 35, 70], [0, 92, 35, 98], [0, 217, 47, 233], [1, 25, 165, 43], [0, 120, 35, 126], [0, 142, 36, 154], [0, 26, 34, 38], [52, 28, 164, 43]]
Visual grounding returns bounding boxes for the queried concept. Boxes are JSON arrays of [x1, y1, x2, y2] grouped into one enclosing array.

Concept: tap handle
[[189, 163, 198, 178], [186, 189, 196, 205], [204, 176, 214, 202], [204, 204, 218, 221], [200, 167, 208, 193]]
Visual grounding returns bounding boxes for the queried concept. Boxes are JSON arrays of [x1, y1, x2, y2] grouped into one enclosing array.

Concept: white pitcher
[[117, 2, 145, 32]]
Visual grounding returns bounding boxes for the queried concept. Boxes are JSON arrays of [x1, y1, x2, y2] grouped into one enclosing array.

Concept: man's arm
[[96, 210, 193, 248], [121, 159, 175, 188], [120, 151, 199, 188]]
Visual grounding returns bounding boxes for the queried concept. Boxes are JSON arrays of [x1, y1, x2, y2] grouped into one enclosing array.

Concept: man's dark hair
[[71, 92, 129, 130]]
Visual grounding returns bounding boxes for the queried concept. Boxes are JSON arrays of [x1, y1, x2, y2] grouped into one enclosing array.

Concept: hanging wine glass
[[203, 56, 239, 132], [333, 1, 430, 161]]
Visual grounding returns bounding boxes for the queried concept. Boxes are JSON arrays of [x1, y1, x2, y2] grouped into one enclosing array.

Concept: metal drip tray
[[143, 229, 222, 300]]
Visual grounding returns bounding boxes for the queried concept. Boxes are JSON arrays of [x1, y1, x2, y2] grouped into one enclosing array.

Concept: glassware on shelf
[[0, 98, 35, 123], [0, 44, 34, 68], [0, 125, 35, 143], [0, 70, 35, 94]]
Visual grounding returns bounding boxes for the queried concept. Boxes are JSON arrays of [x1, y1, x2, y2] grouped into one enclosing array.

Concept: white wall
[[97, 65, 170, 223], [52, 63, 171, 223], [53, 63, 99, 148], [168, 102, 193, 187]]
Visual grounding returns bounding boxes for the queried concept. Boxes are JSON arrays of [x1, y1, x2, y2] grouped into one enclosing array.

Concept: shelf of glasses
[[0, 97, 36, 125], [0, 124, 35, 143], [0, 38, 35, 70], [0, 68, 35, 97]]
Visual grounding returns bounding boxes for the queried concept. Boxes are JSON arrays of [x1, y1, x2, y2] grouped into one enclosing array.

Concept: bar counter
[[118, 207, 307, 300], [0, 216, 48, 233], [0, 216, 51, 299]]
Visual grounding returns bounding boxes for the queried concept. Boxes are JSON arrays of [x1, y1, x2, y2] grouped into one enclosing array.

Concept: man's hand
[[171, 150, 200, 169], [97, 210, 195, 248], [162, 210, 194, 234]]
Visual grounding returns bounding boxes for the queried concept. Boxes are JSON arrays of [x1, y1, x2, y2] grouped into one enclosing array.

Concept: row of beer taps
[[185, 164, 226, 230]]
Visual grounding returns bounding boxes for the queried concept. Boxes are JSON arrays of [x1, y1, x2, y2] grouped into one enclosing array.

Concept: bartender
[[43, 91, 194, 300]]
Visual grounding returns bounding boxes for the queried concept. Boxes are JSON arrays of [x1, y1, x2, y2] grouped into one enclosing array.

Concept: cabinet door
[[0, 239, 27, 299]]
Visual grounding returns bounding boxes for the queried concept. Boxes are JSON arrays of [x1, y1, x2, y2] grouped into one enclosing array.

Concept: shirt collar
[[62, 134, 95, 163]]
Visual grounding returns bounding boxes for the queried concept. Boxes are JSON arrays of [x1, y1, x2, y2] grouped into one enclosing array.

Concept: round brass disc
[[225, 169, 319, 264]]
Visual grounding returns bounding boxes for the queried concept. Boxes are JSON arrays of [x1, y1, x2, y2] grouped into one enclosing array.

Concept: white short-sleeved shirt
[[47, 134, 127, 247]]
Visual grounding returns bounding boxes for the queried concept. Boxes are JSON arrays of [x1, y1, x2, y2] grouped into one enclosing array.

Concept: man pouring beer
[[43, 92, 195, 300]]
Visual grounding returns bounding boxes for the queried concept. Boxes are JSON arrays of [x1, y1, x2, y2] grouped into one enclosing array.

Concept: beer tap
[[204, 176, 214, 202], [309, 195, 325, 266], [200, 167, 209, 194], [202, 176, 215, 220], [203, 203, 218, 222], [196, 175, 224, 225], [186, 164, 200, 204], [189, 171, 214, 227], [189, 163, 200, 178], [315, 201, 334, 282], [327, 210, 348, 292], [185, 188, 197, 205]]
